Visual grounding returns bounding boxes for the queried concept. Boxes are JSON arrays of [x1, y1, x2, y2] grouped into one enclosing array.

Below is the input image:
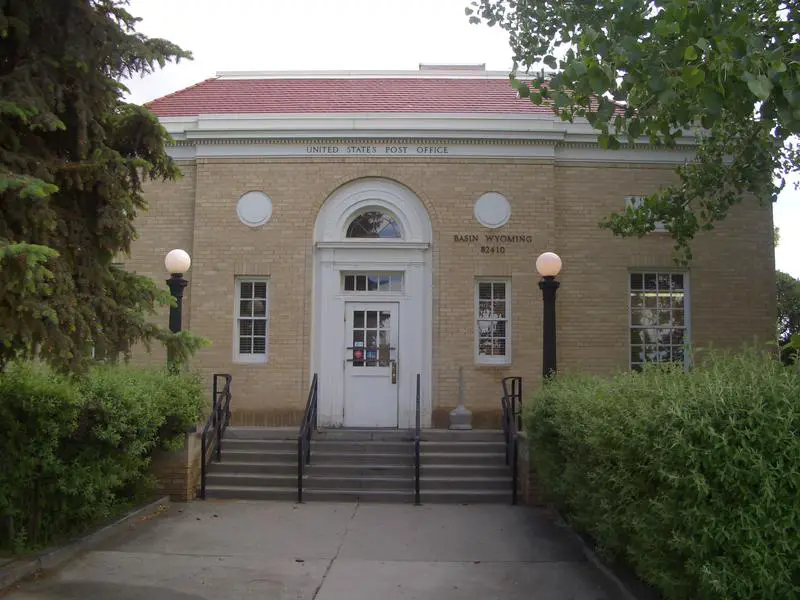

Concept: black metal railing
[[414, 373, 421, 505], [199, 373, 233, 500], [297, 374, 319, 503], [501, 376, 523, 505]]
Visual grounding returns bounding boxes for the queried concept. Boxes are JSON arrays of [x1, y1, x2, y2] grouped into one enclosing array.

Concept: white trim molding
[[312, 178, 433, 429], [159, 111, 700, 149], [165, 139, 696, 165], [233, 277, 270, 364], [475, 278, 512, 366], [314, 178, 433, 245]]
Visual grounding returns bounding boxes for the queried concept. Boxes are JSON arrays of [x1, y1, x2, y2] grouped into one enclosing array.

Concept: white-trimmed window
[[342, 272, 404, 293], [629, 272, 689, 370], [625, 196, 666, 232], [235, 278, 269, 363], [476, 279, 510, 365]]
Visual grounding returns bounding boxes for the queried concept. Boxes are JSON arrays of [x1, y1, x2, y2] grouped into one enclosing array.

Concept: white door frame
[[311, 178, 432, 429]]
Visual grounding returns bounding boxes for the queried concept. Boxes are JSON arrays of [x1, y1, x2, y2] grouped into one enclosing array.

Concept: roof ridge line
[[214, 69, 516, 80]]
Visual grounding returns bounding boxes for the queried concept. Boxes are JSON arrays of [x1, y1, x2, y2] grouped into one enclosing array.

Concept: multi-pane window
[[630, 272, 688, 370], [236, 278, 268, 363], [350, 309, 393, 368], [342, 272, 404, 293], [476, 280, 510, 365]]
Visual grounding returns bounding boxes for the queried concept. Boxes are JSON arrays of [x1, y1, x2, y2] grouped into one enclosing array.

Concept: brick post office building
[[132, 65, 775, 430]]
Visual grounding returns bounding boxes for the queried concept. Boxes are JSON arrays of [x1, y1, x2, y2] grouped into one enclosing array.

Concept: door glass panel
[[366, 311, 377, 328], [350, 306, 393, 368], [366, 330, 378, 366]]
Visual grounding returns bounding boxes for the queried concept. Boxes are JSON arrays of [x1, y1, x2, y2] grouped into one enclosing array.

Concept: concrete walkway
[[3, 501, 617, 600]]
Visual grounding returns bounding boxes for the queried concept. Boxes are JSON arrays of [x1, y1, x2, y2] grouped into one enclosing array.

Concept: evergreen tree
[[0, 0, 193, 371]]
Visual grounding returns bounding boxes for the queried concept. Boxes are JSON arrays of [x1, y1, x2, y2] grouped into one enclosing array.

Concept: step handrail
[[414, 373, 421, 505], [297, 374, 319, 503], [501, 376, 522, 505], [200, 373, 233, 500]]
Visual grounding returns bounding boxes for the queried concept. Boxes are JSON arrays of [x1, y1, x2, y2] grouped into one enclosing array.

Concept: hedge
[[0, 362, 203, 552], [526, 349, 800, 599]]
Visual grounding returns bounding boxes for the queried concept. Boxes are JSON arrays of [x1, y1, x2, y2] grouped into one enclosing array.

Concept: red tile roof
[[145, 76, 554, 117]]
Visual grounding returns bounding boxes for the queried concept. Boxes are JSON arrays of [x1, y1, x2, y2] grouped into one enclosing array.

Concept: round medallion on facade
[[474, 192, 511, 229], [236, 191, 273, 227]]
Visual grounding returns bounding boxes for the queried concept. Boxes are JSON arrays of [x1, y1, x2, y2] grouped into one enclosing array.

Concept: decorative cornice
[[166, 136, 686, 153], [159, 112, 697, 164], [171, 137, 559, 147], [158, 112, 699, 154]]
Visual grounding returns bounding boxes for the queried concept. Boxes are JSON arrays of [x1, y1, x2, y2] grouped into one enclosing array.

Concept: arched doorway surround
[[312, 178, 432, 428]]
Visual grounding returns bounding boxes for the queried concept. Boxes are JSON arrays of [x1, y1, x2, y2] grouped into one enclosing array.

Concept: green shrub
[[0, 363, 203, 551], [526, 348, 800, 599]]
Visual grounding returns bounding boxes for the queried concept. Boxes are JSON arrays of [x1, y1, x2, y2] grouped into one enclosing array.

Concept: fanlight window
[[346, 211, 402, 239]]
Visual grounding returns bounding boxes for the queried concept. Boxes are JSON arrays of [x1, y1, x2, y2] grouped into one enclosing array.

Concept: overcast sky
[[123, 0, 799, 278]]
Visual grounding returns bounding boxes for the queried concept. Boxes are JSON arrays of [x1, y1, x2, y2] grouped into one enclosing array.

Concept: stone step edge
[[202, 485, 510, 496], [210, 461, 506, 470], [209, 473, 510, 483], [222, 450, 505, 457]]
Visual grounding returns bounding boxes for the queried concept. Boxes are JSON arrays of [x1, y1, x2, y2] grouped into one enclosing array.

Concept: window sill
[[233, 357, 268, 365], [475, 361, 513, 369]]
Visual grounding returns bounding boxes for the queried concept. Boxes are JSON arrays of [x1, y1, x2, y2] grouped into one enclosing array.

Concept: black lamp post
[[164, 249, 191, 370], [536, 252, 562, 380]]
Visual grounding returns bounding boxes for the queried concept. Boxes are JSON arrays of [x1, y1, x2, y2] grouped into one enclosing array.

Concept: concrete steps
[[304, 437, 412, 497], [420, 430, 511, 503], [201, 427, 513, 504], [203, 433, 298, 501]]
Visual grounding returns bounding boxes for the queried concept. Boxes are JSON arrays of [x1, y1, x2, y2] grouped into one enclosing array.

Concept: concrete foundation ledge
[[0, 496, 170, 593]]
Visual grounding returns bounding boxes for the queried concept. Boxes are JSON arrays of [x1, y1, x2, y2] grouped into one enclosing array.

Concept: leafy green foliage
[[468, 0, 799, 262], [777, 270, 800, 363], [0, 362, 203, 551], [163, 330, 213, 374], [525, 349, 800, 599], [0, 1, 196, 371], [785, 333, 800, 357]]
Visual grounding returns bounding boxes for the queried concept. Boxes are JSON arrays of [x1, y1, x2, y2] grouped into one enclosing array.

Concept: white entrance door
[[344, 302, 399, 427]]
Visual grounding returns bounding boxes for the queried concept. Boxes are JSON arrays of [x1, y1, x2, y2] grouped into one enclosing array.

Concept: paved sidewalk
[[3, 501, 617, 600]]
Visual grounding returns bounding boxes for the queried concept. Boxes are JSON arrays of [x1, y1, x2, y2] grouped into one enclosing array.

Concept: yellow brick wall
[[128, 156, 775, 426], [126, 163, 197, 366], [554, 163, 775, 376]]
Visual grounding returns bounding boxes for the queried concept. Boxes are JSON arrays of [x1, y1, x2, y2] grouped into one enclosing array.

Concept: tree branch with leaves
[[468, 0, 799, 262]]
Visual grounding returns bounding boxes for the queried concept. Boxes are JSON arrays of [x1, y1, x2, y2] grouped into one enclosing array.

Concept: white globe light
[[165, 249, 191, 274], [536, 252, 562, 277]]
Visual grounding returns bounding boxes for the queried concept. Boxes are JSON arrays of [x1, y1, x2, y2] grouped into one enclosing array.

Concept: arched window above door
[[314, 178, 431, 244], [345, 210, 402, 239]]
